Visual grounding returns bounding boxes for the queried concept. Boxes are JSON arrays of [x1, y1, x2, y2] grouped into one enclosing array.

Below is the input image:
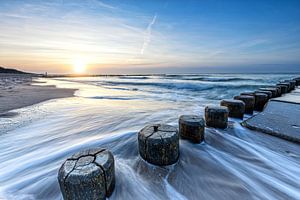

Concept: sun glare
[[73, 60, 86, 74]]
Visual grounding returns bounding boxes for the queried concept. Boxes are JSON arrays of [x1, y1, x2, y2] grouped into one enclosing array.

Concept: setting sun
[[73, 60, 86, 74]]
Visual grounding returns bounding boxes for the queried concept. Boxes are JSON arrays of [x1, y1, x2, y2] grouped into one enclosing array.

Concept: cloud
[[1, 1, 299, 73], [238, 39, 269, 48], [140, 13, 157, 55], [0, 2, 170, 73], [92, 0, 116, 10]]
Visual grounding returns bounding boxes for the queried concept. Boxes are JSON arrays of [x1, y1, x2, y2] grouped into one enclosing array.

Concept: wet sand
[[0, 74, 76, 115]]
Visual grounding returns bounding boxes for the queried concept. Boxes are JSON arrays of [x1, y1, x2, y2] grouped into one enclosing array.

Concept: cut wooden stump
[[205, 106, 228, 129], [138, 124, 179, 166], [220, 99, 245, 119], [179, 115, 205, 143], [58, 148, 115, 200]]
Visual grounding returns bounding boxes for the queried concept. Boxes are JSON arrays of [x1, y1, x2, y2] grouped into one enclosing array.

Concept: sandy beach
[[0, 74, 76, 115], [1, 0, 300, 199]]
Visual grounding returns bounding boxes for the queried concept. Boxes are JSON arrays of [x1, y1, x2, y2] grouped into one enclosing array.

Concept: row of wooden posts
[[58, 77, 300, 200]]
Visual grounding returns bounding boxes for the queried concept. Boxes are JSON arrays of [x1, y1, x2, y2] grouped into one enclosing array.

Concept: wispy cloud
[[1, 0, 299, 73], [140, 14, 157, 55], [238, 39, 269, 48], [92, 0, 116, 10], [0, 2, 170, 72]]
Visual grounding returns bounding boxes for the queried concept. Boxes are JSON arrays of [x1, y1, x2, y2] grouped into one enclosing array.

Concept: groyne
[[57, 76, 300, 199]]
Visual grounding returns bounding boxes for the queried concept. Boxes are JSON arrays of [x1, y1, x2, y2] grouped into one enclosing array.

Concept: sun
[[73, 60, 86, 74]]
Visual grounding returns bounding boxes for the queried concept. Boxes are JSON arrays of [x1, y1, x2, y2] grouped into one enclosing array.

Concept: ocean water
[[1, 74, 300, 200]]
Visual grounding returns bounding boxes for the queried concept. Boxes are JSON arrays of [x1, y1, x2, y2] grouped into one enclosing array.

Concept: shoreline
[[0, 74, 76, 115], [0, 74, 300, 199], [42, 72, 300, 78]]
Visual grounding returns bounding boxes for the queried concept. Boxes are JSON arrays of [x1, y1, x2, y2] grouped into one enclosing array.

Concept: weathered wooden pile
[[57, 77, 300, 200]]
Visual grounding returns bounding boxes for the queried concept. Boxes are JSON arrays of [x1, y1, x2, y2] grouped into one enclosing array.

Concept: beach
[[0, 74, 300, 200], [0, 74, 76, 115], [1, 0, 300, 199]]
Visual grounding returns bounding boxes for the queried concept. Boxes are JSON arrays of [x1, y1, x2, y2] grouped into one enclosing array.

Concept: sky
[[0, 0, 300, 74]]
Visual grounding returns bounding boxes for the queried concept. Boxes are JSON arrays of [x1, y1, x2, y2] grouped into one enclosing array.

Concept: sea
[[1, 73, 300, 200]]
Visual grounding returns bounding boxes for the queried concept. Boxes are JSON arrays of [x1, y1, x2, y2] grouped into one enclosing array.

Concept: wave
[[99, 80, 266, 92], [147, 75, 263, 82], [102, 86, 139, 91], [90, 96, 139, 100], [118, 76, 149, 80], [183, 77, 261, 82]]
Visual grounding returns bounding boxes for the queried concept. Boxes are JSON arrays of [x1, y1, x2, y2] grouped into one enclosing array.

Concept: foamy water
[[1, 74, 300, 200]]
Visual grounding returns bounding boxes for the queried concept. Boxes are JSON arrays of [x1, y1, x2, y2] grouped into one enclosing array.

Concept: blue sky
[[0, 0, 299, 73]]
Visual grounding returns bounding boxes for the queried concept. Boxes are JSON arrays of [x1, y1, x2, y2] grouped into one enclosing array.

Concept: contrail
[[141, 14, 157, 55]]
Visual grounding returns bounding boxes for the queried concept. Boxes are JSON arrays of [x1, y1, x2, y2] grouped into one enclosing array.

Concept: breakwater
[[57, 76, 300, 199], [1, 74, 300, 200]]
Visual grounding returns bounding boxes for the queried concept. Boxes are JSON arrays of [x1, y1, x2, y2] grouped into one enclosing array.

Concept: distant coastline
[[0, 66, 33, 74]]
